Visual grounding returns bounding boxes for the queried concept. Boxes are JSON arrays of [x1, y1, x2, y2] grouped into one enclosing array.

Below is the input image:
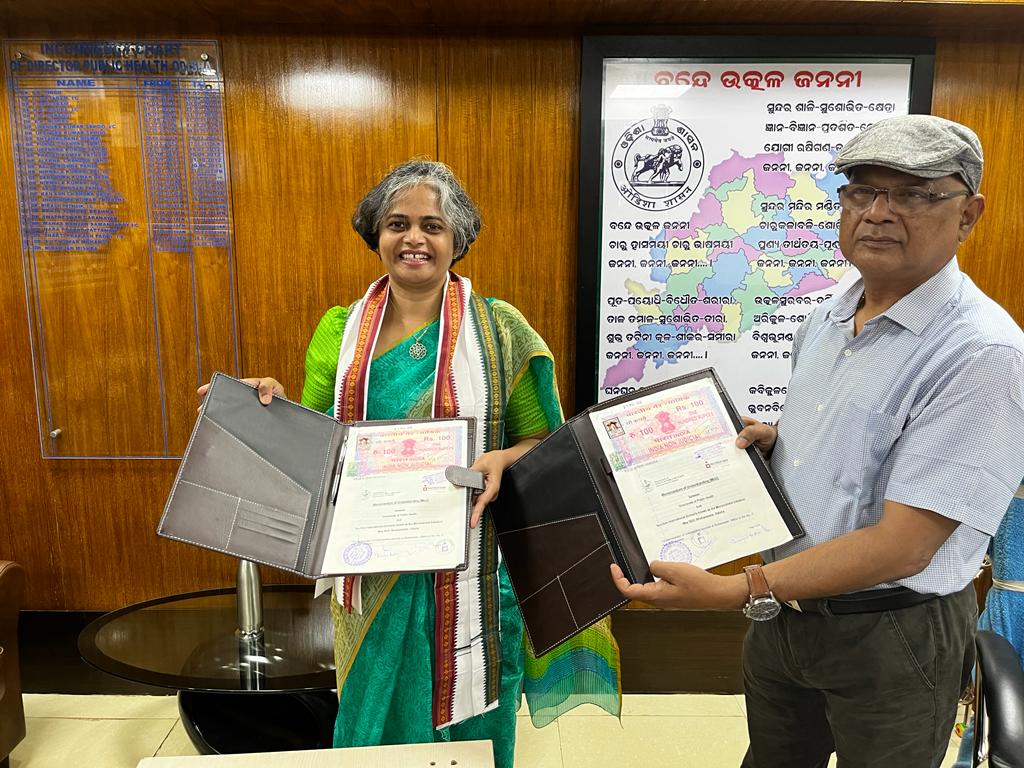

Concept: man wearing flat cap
[[612, 115, 1024, 766]]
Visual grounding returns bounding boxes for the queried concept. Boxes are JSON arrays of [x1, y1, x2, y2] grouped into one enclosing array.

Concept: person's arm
[[611, 499, 959, 609], [468, 326, 561, 527], [614, 343, 1024, 609], [301, 306, 348, 411], [466, 301, 561, 528], [469, 433, 545, 527]]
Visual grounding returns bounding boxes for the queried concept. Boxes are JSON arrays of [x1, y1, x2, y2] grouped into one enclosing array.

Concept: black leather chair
[[971, 629, 1024, 767]]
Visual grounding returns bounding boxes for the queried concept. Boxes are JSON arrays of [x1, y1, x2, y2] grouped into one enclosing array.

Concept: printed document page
[[321, 420, 469, 574], [589, 379, 792, 569]]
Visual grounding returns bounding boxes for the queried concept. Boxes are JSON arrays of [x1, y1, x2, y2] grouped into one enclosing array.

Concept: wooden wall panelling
[[437, 36, 582, 414], [222, 33, 439, 400], [0, 30, 439, 608], [932, 34, 1024, 326], [0, 33, 68, 607], [220, 32, 440, 587]]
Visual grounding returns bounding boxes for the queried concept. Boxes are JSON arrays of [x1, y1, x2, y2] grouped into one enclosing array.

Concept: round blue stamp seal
[[343, 541, 373, 567], [660, 540, 693, 563]]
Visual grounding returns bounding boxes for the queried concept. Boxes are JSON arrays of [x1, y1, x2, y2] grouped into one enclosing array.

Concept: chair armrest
[[976, 629, 1024, 768]]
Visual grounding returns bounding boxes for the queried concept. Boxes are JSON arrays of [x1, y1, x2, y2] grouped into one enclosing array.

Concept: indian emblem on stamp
[[610, 104, 704, 211]]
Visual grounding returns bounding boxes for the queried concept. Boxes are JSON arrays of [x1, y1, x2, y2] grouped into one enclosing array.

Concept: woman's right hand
[[197, 377, 286, 407]]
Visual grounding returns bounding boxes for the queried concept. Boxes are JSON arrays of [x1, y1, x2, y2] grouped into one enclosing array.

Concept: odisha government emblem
[[610, 104, 704, 211]]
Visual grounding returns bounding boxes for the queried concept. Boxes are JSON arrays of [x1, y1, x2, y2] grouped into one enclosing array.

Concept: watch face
[[744, 596, 781, 621]]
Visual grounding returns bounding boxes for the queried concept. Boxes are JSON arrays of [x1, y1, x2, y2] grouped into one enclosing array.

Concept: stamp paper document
[[590, 379, 792, 569], [320, 420, 469, 574]]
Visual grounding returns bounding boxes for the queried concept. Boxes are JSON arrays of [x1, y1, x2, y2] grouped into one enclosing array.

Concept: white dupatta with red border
[[322, 272, 502, 729]]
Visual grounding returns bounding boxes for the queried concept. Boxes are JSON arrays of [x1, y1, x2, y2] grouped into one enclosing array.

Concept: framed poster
[[576, 37, 934, 414]]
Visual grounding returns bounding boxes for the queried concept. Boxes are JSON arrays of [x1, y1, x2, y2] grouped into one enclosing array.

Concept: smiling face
[[376, 184, 456, 293], [838, 165, 985, 295]]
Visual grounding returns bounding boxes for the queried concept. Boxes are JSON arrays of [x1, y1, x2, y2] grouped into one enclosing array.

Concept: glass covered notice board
[[6, 40, 239, 458]]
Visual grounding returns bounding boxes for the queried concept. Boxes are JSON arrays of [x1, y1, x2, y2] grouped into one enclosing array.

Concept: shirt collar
[[828, 257, 964, 336]]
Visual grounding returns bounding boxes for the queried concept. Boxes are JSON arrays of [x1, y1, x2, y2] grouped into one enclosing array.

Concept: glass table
[[78, 580, 338, 754]]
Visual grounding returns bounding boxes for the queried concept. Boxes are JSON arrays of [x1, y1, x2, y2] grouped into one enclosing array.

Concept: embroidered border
[[434, 275, 464, 418], [432, 275, 468, 725], [433, 569, 459, 726], [337, 278, 388, 423], [470, 294, 505, 706]]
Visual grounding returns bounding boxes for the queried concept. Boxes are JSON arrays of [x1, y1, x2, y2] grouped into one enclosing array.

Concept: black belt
[[784, 587, 939, 616]]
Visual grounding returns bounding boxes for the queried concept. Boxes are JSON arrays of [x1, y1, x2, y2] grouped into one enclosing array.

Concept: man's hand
[[610, 561, 748, 611], [736, 416, 777, 452], [197, 377, 285, 410]]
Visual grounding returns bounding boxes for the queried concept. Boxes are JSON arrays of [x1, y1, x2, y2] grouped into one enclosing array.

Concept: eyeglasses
[[837, 184, 970, 215]]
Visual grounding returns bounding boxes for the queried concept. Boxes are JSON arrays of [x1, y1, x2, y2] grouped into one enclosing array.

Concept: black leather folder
[[158, 372, 481, 578], [490, 367, 802, 656]]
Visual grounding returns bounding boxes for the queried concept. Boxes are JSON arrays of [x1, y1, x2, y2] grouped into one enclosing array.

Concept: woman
[[230, 160, 620, 766]]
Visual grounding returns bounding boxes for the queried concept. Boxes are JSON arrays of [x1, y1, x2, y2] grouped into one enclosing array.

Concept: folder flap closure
[[445, 465, 486, 491]]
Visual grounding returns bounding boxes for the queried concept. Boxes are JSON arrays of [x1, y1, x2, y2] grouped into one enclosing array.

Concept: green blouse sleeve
[[301, 306, 349, 412], [505, 361, 556, 440], [488, 298, 563, 441]]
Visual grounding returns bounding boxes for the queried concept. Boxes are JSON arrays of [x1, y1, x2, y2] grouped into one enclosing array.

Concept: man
[[611, 115, 1024, 767]]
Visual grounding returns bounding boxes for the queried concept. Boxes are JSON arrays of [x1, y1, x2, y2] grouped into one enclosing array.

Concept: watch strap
[[744, 564, 771, 599]]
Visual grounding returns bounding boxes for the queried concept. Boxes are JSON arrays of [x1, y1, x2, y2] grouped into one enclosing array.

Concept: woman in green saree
[[226, 161, 619, 767]]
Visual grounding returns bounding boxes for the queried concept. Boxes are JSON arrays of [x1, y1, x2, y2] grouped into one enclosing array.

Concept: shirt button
[[816, 403, 824, 412], [843, 349, 852, 357], [793, 459, 802, 467]]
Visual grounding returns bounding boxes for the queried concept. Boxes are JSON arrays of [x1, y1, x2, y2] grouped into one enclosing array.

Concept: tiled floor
[[9, 693, 965, 767]]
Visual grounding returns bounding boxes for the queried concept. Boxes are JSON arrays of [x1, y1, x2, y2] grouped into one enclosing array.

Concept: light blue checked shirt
[[767, 257, 1024, 595]]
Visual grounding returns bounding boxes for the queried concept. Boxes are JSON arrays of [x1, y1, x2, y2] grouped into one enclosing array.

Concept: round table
[[78, 584, 338, 754]]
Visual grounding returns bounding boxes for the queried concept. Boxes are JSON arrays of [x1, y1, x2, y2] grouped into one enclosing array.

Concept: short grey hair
[[352, 160, 482, 262]]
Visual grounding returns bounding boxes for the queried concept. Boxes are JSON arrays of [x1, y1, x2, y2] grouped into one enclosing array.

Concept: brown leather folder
[[490, 367, 802, 656]]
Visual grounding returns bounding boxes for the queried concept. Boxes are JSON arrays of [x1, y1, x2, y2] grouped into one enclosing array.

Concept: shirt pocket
[[836, 402, 903, 496]]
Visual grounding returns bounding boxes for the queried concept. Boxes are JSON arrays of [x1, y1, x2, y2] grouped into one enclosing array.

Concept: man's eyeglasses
[[837, 184, 970, 215]]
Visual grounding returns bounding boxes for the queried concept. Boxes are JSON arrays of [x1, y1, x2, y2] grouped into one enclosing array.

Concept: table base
[[178, 690, 338, 754]]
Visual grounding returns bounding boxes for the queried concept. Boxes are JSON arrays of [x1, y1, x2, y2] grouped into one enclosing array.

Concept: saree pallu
[[301, 281, 620, 768]]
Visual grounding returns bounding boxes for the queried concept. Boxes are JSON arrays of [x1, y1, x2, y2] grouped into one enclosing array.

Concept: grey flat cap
[[834, 114, 983, 194]]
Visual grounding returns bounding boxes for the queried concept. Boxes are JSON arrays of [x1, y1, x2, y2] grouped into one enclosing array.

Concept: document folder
[[158, 373, 479, 578], [490, 368, 803, 656]]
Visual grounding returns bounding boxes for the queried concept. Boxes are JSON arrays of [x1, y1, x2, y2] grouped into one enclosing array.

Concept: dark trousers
[[740, 585, 977, 768]]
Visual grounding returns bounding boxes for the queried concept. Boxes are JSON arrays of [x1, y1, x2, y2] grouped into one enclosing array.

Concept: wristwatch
[[742, 564, 781, 621]]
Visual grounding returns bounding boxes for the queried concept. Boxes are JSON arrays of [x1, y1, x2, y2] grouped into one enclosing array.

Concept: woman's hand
[[197, 377, 286, 410], [466, 435, 543, 528], [467, 450, 509, 528]]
